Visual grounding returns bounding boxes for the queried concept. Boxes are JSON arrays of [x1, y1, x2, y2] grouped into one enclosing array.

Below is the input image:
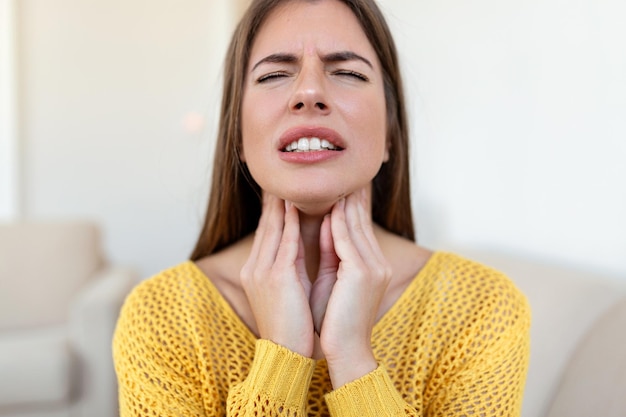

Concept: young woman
[[113, 0, 531, 416]]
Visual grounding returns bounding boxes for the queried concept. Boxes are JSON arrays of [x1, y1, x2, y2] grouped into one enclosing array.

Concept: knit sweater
[[113, 251, 531, 417]]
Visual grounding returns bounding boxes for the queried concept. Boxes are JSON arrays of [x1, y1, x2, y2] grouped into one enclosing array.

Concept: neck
[[297, 210, 325, 282]]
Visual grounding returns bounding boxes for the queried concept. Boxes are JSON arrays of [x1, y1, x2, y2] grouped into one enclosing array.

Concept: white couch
[[0, 222, 137, 417], [455, 248, 626, 417]]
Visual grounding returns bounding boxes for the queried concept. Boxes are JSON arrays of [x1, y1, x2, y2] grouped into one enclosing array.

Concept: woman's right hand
[[240, 193, 315, 357]]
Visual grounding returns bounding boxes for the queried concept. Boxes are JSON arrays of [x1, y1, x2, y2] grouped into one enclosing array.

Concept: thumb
[[310, 214, 339, 334]]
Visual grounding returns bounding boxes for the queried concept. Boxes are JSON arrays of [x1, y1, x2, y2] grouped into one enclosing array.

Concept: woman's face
[[241, 0, 388, 214]]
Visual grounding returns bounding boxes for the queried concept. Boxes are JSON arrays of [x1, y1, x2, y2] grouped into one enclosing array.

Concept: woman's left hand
[[316, 187, 392, 388]]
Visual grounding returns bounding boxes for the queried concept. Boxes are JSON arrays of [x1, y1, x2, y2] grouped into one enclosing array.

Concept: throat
[[305, 254, 321, 284], [298, 211, 325, 283]]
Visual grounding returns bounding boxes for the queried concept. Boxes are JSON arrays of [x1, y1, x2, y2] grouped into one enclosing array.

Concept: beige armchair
[[0, 221, 137, 417]]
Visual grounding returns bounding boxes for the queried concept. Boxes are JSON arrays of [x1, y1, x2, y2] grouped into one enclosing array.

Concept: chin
[[278, 188, 348, 216], [292, 201, 335, 217]]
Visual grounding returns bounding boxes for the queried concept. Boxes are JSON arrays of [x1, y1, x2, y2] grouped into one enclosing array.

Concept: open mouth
[[282, 137, 343, 152]]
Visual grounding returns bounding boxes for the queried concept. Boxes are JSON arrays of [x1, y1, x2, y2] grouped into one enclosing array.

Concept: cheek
[[241, 92, 279, 145], [240, 95, 259, 162], [361, 95, 388, 155]]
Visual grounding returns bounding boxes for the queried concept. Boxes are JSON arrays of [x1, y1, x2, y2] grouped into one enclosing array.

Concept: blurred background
[[1, 0, 625, 416], [1, 0, 625, 279]]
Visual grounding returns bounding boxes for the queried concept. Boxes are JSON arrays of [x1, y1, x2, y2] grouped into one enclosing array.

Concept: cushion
[[546, 296, 626, 417], [0, 326, 74, 408], [0, 221, 104, 330]]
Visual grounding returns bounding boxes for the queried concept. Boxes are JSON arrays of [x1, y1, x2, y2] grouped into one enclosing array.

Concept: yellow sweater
[[113, 252, 530, 416]]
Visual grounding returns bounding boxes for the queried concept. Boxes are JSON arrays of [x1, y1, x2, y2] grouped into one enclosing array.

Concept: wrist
[[326, 351, 378, 389], [268, 335, 314, 358], [325, 365, 408, 417]]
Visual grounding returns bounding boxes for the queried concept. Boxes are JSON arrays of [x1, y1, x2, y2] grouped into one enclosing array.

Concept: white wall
[[18, 0, 237, 276], [379, 0, 626, 278], [15, 0, 626, 280], [0, 0, 19, 220]]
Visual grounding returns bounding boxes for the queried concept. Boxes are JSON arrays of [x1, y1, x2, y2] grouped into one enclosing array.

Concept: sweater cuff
[[325, 365, 407, 417], [244, 339, 316, 409]]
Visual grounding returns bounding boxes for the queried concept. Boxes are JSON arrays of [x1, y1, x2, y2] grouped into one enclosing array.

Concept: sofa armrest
[[545, 295, 626, 417], [68, 266, 137, 417]]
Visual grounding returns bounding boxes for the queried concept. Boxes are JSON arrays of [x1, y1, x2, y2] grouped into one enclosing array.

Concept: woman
[[113, 0, 531, 415]]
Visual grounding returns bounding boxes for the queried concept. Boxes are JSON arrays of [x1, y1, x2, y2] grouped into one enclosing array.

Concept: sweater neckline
[[187, 251, 444, 346]]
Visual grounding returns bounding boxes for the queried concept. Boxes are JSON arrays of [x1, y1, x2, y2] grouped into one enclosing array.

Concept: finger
[[343, 191, 377, 259], [319, 214, 339, 274], [338, 191, 388, 278], [296, 231, 309, 289], [310, 276, 334, 335], [274, 200, 301, 268], [351, 190, 392, 286], [330, 198, 363, 264], [251, 194, 285, 270], [354, 187, 386, 265], [311, 214, 339, 334]]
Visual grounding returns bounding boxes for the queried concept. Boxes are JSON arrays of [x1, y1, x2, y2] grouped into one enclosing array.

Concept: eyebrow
[[251, 50, 373, 71]]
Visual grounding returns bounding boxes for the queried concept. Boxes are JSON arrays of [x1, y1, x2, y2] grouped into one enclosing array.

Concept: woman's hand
[[240, 193, 315, 357], [317, 188, 392, 388], [309, 212, 339, 335]]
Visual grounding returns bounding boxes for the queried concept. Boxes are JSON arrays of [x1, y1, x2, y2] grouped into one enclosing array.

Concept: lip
[[277, 126, 346, 152]]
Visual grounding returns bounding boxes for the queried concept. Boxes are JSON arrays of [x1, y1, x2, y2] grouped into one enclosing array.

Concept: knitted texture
[[113, 252, 530, 416]]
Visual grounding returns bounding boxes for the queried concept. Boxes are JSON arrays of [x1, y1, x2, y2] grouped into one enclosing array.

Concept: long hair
[[190, 0, 413, 260]]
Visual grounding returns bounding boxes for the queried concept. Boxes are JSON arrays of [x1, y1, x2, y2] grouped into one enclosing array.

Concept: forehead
[[249, 0, 379, 67]]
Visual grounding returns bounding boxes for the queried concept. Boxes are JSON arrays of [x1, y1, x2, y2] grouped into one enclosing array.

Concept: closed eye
[[256, 71, 290, 83], [333, 70, 369, 82]]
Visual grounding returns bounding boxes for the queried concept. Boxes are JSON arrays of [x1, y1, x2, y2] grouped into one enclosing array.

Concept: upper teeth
[[285, 137, 337, 152]]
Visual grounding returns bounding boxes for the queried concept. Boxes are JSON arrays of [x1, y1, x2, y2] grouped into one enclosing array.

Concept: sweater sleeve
[[325, 365, 414, 416], [227, 339, 316, 416]]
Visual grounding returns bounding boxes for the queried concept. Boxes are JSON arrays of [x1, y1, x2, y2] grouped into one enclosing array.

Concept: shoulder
[[115, 261, 211, 334], [424, 251, 531, 326], [405, 252, 531, 374], [428, 252, 527, 294], [121, 261, 208, 305], [113, 262, 208, 373], [114, 259, 241, 341], [113, 263, 210, 410]]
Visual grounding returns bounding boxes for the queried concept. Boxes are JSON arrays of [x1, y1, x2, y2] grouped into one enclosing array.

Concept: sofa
[[454, 248, 626, 417], [0, 221, 137, 417]]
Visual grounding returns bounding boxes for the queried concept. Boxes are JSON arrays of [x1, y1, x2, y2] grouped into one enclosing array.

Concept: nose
[[288, 65, 330, 115]]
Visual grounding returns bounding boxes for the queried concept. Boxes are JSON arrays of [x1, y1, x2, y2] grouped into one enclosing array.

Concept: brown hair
[[190, 0, 413, 260]]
